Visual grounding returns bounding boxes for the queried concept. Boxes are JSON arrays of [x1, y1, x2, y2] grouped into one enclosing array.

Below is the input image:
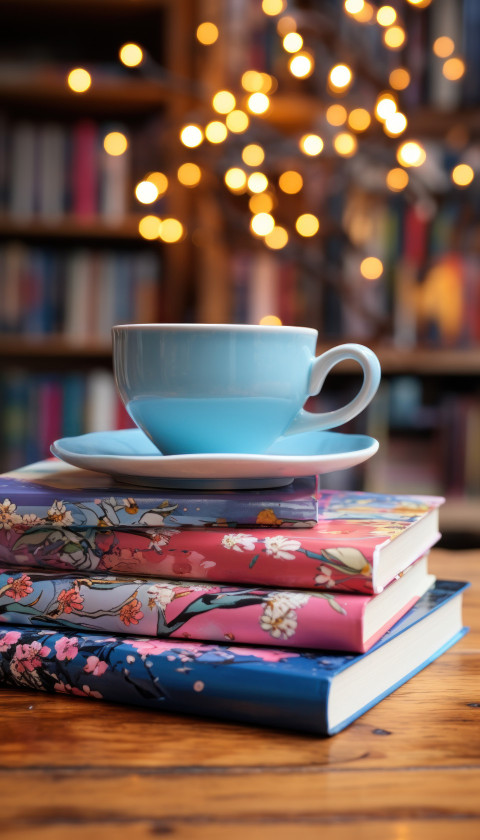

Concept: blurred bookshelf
[[0, 0, 479, 545]]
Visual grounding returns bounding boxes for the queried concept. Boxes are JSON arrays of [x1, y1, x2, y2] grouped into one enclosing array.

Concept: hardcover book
[[0, 458, 318, 528], [0, 554, 433, 653], [0, 580, 468, 736], [0, 489, 443, 594]]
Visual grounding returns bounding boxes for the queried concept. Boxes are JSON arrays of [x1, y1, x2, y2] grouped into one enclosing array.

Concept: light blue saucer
[[51, 428, 379, 490]]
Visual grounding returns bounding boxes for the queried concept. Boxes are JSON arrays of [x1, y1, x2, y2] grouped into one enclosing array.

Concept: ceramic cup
[[112, 323, 381, 455]]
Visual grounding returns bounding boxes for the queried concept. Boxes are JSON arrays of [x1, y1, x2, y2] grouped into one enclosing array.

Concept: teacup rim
[[112, 323, 317, 335]]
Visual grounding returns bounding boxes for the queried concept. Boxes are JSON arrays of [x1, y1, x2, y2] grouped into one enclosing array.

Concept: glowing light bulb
[[383, 26, 406, 50], [242, 144, 265, 166], [295, 214, 319, 237], [139, 215, 161, 240], [159, 218, 184, 243], [283, 32, 303, 53], [360, 257, 383, 280], [443, 58, 465, 81], [119, 43, 143, 67], [145, 172, 168, 195], [262, 0, 286, 15], [180, 125, 203, 147], [249, 193, 274, 214], [212, 90, 236, 114], [451, 164, 474, 187], [389, 68, 411, 90], [250, 212, 275, 236], [333, 132, 358, 156], [224, 168, 247, 192], [277, 16, 297, 36], [248, 172, 269, 193], [67, 68, 91, 93], [433, 36, 455, 58], [242, 70, 264, 92], [135, 180, 158, 204], [397, 141, 426, 167], [386, 168, 409, 191], [196, 22, 219, 45], [226, 110, 249, 133], [259, 314, 283, 325], [247, 92, 270, 114], [376, 5, 396, 26], [289, 52, 314, 78], [344, 0, 365, 14], [300, 134, 324, 156], [278, 170, 303, 194], [326, 104, 347, 126], [328, 64, 353, 91], [205, 121, 228, 143], [103, 132, 128, 156], [375, 93, 397, 121], [265, 226, 289, 250], [384, 111, 407, 136], [177, 163, 201, 187], [348, 108, 371, 132]]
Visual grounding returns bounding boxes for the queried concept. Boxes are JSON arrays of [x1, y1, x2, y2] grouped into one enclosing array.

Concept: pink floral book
[[0, 490, 444, 594], [0, 555, 433, 653]]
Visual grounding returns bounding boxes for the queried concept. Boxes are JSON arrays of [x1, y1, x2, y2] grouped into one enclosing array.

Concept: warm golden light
[[433, 36, 455, 58], [295, 214, 319, 237], [242, 70, 263, 92], [119, 43, 143, 67], [146, 172, 168, 194], [376, 5, 396, 26], [103, 131, 128, 156], [443, 57, 466, 81], [451, 164, 474, 187], [226, 110, 250, 133], [386, 167, 409, 191], [251, 212, 275, 236], [352, 1, 374, 22], [326, 104, 347, 126], [328, 63, 353, 91], [177, 163, 201, 187], [249, 193, 274, 214], [159, 218, 184, 243], [212, 90, 236, 114], [360, 257, 383, 280], [259, 73, 278, 94], [248, 172, 269, 193], [344, 0, 365, 14], [384, 111, 407, 136], [242, 144, 265, 167], [259, 314, 283, 325], [289, 53, 314, 78], [277, 15, 297, 36], [375, 93, 397, 121], [283, 32, 303, 52], [278, 170, 303, 194], [265, 226, 289, 250], [333, 132, 358, 156], [262, 0, 286, 14], [348, 108, 371, 132], [300, 134, 324, 156], [224, 167, 247, 192], [397, 141, 426, 167], [196, 22, 219, 45], [135, 180, 158, 204], [180, 124, 203, 147], [139, 215, 161, 240], [383, 26, 406, 50], [205, 121, 228, 143], [247, 92, 270, 114], [67, 68, 91, 93], [389, 67, 411, 90], [406, 0, 432, 6]]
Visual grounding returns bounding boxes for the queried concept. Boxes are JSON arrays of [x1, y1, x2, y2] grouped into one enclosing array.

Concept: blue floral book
[[0, 580, 468, 735], [0, 459, 318, 528]]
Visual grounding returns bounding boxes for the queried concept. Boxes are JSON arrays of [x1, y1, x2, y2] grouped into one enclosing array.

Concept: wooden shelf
[[0, 337, 112, 369], [0, 215, 147, 242], [318, 345, 480, 377]]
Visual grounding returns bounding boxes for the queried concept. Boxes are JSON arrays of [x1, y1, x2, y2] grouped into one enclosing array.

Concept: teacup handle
[[283, 343, 381, 437]]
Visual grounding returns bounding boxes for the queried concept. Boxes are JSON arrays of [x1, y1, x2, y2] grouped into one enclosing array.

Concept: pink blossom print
[[4, 573, 33, 601], [0, 630, 22, 652], [55, 636, 79, 661]]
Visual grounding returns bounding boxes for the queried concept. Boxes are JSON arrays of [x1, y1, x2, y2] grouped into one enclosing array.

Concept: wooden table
[[1, 548, 479, 840]]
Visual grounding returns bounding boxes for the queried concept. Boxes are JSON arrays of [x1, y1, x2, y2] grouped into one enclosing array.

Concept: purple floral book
[[0, 580, 468, 735], [0, 458, 318, 528]]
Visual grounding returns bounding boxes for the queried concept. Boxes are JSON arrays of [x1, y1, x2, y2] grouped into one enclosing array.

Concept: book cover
[[0, 459, 318, 528], [0, 554, 433, 653], [0, 580, 468, 736], [0, 489, 443, 594]]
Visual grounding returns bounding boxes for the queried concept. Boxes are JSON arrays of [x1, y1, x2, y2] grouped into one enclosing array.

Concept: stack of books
[[0, 458, 468, 736]]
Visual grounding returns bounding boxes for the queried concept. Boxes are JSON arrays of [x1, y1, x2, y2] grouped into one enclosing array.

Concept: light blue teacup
[[112, 324, 381, 455]]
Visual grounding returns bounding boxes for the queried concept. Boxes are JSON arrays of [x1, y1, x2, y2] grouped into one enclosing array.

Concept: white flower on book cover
[[263, 535, 302, 560], [221, 533, 257, 552], [0, 500, 22, 530]]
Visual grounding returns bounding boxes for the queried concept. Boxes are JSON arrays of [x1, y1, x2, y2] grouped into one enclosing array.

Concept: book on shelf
[[0, 553, 433, 654], [0, 580, 468, 736], [0, 458, 319, 528], [1, 467, 443, 594]]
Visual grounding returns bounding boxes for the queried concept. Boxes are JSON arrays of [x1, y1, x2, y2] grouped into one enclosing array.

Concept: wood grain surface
[[1, 548, 479, 839]]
